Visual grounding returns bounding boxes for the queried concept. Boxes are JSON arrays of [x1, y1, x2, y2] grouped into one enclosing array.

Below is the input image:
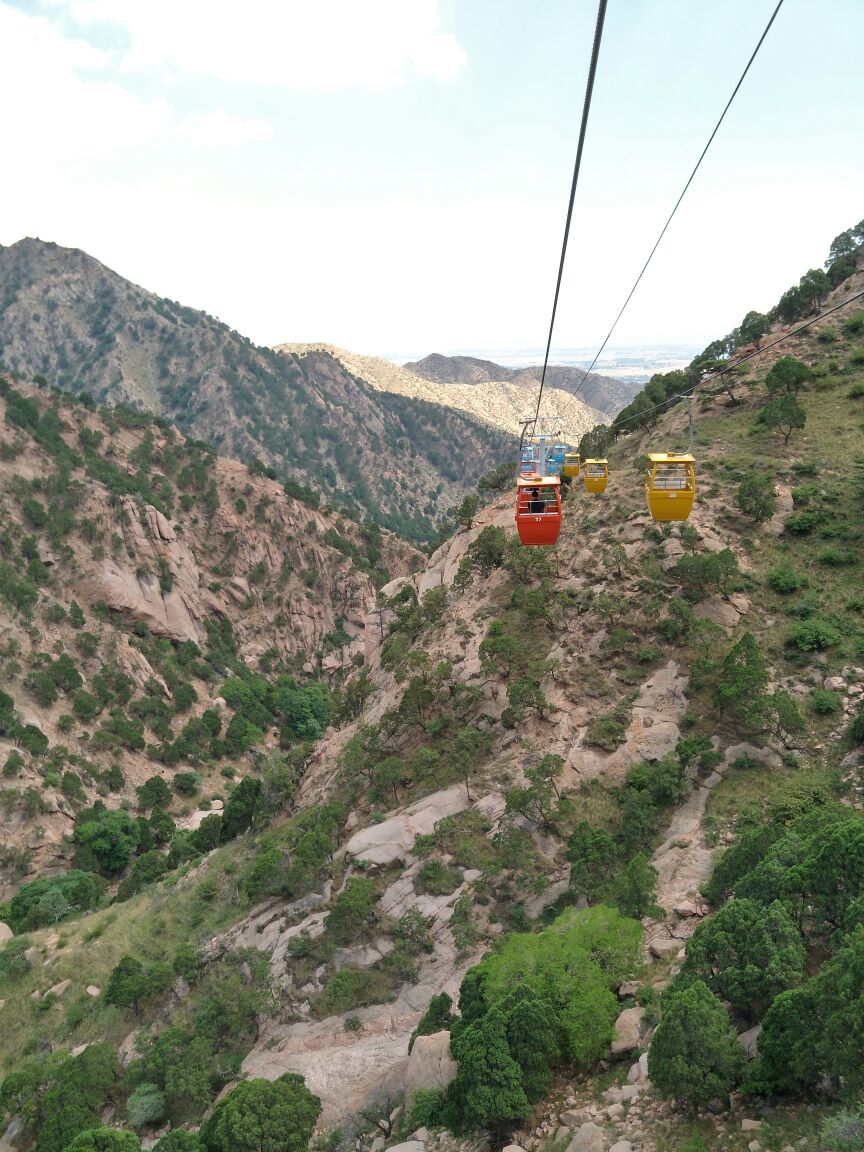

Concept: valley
[[0, 222, 862, 1152]]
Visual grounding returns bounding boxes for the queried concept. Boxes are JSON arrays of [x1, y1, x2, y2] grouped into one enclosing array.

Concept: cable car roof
[[647, 452, 695, 463], [516, 474, 560, 488]]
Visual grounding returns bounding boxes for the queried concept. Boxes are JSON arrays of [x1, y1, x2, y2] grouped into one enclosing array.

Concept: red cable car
[[515, 474, 562, 546]]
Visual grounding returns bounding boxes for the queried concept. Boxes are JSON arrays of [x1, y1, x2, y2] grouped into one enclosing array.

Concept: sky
[[1, 0, 862, 359]]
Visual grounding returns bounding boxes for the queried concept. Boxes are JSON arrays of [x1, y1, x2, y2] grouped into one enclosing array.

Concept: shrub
[[173, 772, 201, 796], [812, 689, 842, 714], [586, 713, 627, 751], [736, 474, 775, 522], [415, 860, 461, 896], [767, 565, 806, 593], [818, 546, 856, 566], [787, 618, 841, 651], [324, 877, 377, 940], [0, 936, 32, 977], [127, 1082, 167, 1127], [405, 1088, 446, 1131], [822, 1106, 864, 1152]]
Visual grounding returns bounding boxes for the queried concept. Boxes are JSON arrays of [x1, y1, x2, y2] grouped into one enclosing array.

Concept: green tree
[[761, 394, 806, 444], [478, 621, 520, 676], [324, 877, 377, 941], [738, 310, 770, 348], [461, 526, 507, 584], [713, 632, 768, 717], [500, 986, 560, 1102], [202, 1074, 321, 1152], [126, 1083, 166, 1128], [766, 355, 814, 396], [447, 1007, 530, 1134], [797, 268, 831, 312], [737, 474, 776, 522], [752, 985, 822, 1095], [154, 1134, 204, 1152], [648, 980, 746, 1105], [73, 808, 141, 873], [136, 776, 171, 812], [104, 956, 149, 1015], [567, 823, 618, 903], [220, 777, 262, 841], [680, 899, 805, 1021], [409, 992, 456, 1052], [454, 494, 480, 529], [611, 853, 661, 920], [62, 1130, 142, 1150], [37, 1107, 103, 1152]]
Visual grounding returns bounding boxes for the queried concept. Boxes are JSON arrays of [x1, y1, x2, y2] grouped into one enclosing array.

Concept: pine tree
[[648, 980, 746, 1105], [447, 1008, 530, 1133], [500, 986, 560, 1102]]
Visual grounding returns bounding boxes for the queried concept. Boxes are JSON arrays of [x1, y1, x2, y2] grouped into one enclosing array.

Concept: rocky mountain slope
[[405, 353, 642, 417], [276, 342, 608, 449], [0, 239, 515, 543], [0, 224, 863, 1152], [0, 376, 420, 888]]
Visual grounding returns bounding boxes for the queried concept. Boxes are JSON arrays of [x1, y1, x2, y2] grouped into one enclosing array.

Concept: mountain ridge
[[0, 238, 516, 543], [275, 341, 608, 449], [405, 351, 642, 415]]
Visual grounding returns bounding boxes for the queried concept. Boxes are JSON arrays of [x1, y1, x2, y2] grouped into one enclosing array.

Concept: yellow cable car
[[645, 452, 696, 521], [563, 452, 581, 478], [583, 458, 608, 494]]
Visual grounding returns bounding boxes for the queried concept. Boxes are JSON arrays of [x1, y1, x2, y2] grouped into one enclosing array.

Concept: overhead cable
[[574, 0, 785, 392]]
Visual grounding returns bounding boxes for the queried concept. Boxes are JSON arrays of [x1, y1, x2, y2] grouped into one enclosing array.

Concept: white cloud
[[0, 4, 272, 169], [60, 0, 467, 89], [179, 111, 273, 148]]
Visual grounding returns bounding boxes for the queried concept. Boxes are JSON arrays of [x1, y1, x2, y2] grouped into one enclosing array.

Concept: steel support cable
[[573, 0, 785, 394], [531, 0, 608, 431], [608, 286, 864, 434]]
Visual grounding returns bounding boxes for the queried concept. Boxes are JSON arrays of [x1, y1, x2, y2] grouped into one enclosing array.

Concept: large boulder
[[567, 1122, 607, 1152], [610, 1006, 644, 1056], [403, 1031, 457, 1108], [0, 924, 12, 946]]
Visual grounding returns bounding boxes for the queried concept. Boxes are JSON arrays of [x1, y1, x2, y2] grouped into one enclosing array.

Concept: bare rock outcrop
[[403, 1031, 458, 1107]]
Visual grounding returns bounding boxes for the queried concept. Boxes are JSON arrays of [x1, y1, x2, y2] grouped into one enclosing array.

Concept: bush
[[127, 1082, 167, 1127], [736, 475, 775, 522], [172, 772, 201, 796], [405, 1088, 446, 1131], [0, 936, 32, 977], [767, 566, 806, 593], [324, 876, 377, 940], [812, 689, 842, 714], [787, 618, 841, 651], [818, 546, 856, 567], [822, 1106, 864, 1152], [415, 860, 462, 896]]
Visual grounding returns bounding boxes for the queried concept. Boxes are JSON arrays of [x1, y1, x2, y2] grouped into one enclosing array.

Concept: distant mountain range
[[0, 239, 517, 543], [404, 353, 642, 417], [276, 343, 609, 449]]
